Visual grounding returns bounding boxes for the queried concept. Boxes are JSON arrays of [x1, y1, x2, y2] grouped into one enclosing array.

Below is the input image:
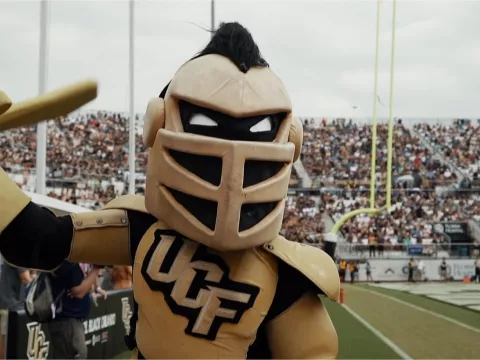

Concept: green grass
[[363, 284, 480, 330], [324, 299, 401, 359], [344, 285, 480, 359]]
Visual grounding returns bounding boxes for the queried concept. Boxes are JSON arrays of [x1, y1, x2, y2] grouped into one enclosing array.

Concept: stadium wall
[[356, 259, 475, 282]]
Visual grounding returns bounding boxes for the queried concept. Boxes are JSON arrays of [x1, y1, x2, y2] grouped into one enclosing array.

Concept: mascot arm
[[263, 237, 340, 359], [0, 168, 155, 270], [68, 196, 156, 266]]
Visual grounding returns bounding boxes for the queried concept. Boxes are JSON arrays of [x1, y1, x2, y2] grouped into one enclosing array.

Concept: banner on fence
[[6, 289, 133, 360], [353, 259, 476, 282]]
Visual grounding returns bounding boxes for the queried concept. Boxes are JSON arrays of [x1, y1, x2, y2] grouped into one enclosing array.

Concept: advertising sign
[[432, 222, 470, 243], [6, 289, 133, 359]]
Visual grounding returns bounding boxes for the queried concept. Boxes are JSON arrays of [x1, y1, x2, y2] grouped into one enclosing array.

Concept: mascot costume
[[0, 22, 340, 359]]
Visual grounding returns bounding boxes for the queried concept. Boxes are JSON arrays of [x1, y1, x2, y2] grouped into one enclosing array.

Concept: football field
[[327, 283, 480, 359], [115, 283, 480, 359]]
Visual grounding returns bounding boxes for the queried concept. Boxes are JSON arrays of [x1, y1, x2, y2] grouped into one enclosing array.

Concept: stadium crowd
[[414, 119, 480, 181], [1, 112, 479, 250]]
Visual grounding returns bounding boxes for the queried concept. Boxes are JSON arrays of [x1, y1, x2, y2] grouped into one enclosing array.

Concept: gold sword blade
[[0, 79, 98, 131]]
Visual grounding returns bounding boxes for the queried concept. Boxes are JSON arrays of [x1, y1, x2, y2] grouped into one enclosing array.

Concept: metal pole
[[128, 0, 135, 194], [36, 0, 49, 195], [210, 0, 215, 37], [385, 0, 397, 208], [369, 0, 381, 209]]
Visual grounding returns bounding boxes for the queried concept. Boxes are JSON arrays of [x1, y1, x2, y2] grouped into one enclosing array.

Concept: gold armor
[[0, 22, 340, 359], [68, 196, 339, 359]]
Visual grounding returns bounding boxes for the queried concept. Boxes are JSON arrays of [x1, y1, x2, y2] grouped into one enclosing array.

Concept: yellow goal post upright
[[324, 0, 398, 257]]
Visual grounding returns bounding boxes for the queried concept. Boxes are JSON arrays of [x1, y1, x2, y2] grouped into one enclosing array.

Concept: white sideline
[[341, 304, 412, 360], [356, 286, 480, 334]]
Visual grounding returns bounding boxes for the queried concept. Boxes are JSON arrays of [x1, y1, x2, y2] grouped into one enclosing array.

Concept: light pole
[[36, 0, 49, 195], [128, 0, 135, 194], [210, 0, 215, 37]]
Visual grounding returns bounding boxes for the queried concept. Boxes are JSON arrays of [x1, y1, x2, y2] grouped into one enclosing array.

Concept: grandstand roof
[[24, 190, 91, 215]]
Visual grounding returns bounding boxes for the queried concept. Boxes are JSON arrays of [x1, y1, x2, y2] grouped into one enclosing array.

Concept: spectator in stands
[[368, 232, 377, 258], [47, 262, 101, 359], [2, 114, 479, 254], [415, 121, 479, 178], [0, 262, 32, 360]]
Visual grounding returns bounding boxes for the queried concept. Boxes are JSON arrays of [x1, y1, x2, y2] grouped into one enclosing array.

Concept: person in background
[[93, 274, 108, 299], [79, 263, 107, 307], [348, 261, 356, 284], [368, 232, 377, 258], [101, 266, 115, 291], [408, 258, 416, 283], [439, 258, 448, 282], [47, 262, 101, 359], [0, 261, 32, 360], [417, 259, 425, 282], [473, 240, 479, 258], [473, 256, 480, 283], [365, 260, 373, 282], [353, 261, 359, 283], [111, 266, 133, 290], [338, 259, 347, 283]]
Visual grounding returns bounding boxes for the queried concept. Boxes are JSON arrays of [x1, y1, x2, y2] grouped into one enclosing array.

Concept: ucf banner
[[6, 289, 133, 360]]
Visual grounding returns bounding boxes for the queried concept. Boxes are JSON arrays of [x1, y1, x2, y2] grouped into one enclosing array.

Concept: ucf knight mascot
[[0, 22, 340, 359]]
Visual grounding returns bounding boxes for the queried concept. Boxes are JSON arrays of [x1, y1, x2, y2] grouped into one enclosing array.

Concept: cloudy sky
[[1, 0, 479, 119]]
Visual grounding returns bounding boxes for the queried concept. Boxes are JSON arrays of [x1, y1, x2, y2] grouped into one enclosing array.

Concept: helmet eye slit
[[249, 117, 272, 133], [178, 100, 285, 142], [188, 114, 218, 127]]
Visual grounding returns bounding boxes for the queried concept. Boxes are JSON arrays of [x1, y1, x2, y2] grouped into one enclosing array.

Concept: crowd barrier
[[348, 259, 477, 282], [337, 242, 478, 259], [6, 289, 133, 360]]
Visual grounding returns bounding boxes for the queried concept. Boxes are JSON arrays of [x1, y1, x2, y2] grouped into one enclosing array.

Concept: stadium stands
[[1, 113, 479, 256]]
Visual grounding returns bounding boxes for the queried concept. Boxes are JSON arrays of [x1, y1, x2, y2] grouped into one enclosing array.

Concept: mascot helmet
[[142, 22, 303, 251]]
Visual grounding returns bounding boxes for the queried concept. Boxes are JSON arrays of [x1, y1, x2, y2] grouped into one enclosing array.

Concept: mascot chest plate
[[133, 221, 277, 358]]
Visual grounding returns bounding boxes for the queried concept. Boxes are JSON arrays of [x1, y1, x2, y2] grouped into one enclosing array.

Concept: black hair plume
[[193, 22, 269, 73]]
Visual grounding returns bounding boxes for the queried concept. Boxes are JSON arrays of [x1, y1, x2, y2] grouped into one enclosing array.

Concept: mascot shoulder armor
[[263, 237, 340, 301]]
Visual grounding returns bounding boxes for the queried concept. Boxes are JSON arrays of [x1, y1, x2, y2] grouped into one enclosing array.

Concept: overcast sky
[[1, 0, 479, 119]]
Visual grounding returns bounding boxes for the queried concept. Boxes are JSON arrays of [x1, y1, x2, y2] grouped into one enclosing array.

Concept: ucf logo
[[141, 230, 260, 340], [121, 297, 133, 335], [26, 322, 49, 360]]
